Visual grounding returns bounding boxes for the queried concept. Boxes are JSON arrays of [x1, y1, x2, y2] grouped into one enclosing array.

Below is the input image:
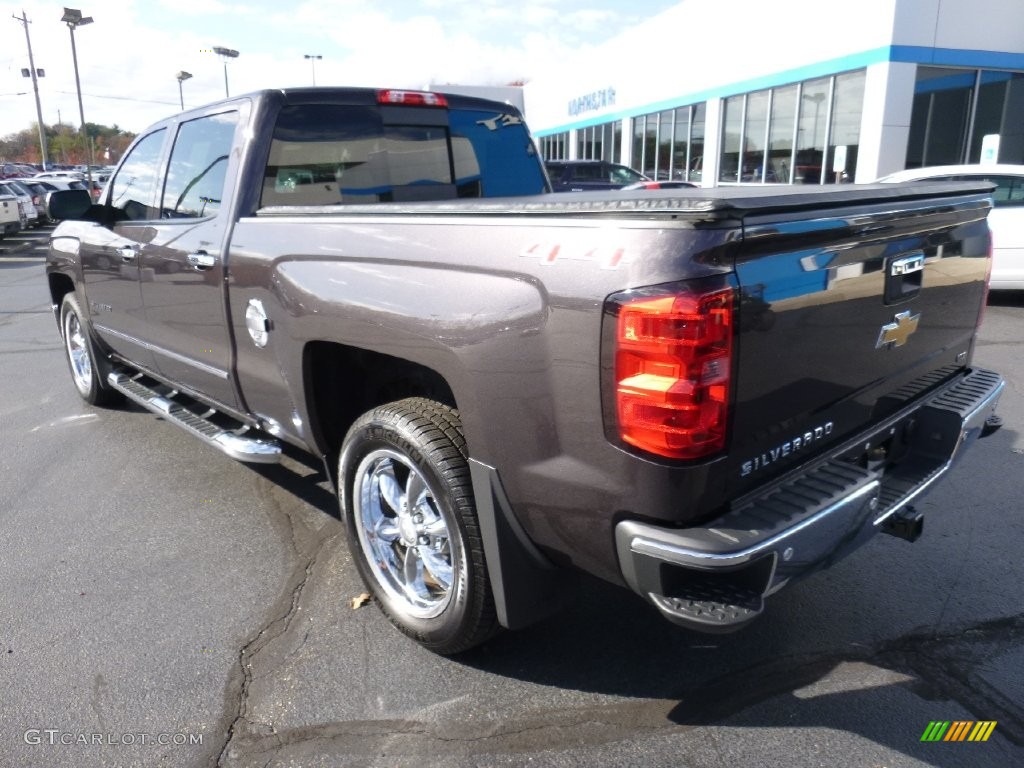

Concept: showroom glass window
[[631, 115, 645, 172], [719, 70, 864, 185], [688, 104, 705, 182], [768, 85, 797, 183], [970, 71, 1024, 163], [827, 71, 864, 182], [741, 91, 769, 182], [540, 132, 569, 160], [909, 67, 1024, 166], [655, 110, 673, 180], [575, 120, 621, 162], [719, 95, 743, 182], [907, 67, 974, 167], [795, 78, 830, 184], [672, 107, 689, 180], [577, 125, 600, 160], [630, 104, 705, 181]]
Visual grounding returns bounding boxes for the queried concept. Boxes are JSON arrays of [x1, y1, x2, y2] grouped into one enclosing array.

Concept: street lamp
[[213, 46, 239, 98], [62, 7, 94, 189], [176, 71, 192, 110], [304, 54, 322, 86], [13, 11, 49, 170]]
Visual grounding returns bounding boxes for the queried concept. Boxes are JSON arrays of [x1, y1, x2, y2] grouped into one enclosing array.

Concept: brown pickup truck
[[46, 87, 1003, 654]]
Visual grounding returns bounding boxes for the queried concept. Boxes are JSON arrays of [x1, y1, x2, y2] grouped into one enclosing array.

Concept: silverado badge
[[876, 310, 920, 349]]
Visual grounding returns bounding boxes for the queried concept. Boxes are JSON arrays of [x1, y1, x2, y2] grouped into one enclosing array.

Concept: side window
[[262, 103, 547, 207], [108, 129, 166, 221], [162, 111, 238, 219], [985, 175, 1024, 207], [262, 105, 387, 206], [609, 165, 644, 184], [570, 165, 603, 182]]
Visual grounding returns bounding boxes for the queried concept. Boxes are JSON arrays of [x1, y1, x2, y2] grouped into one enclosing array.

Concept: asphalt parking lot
[[1, 243, 1022, 767]]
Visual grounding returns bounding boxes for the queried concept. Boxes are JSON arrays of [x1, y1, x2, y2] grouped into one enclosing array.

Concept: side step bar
[[107, 371, 282, 464]]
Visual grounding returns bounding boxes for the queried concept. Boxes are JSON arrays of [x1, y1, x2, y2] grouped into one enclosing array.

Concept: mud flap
[[469, 459, 571, 630]]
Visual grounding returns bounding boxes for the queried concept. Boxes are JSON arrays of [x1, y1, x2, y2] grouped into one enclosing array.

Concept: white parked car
[[0, 191, 21, 239], [0, 179, 39, 229], [32, 170, 85, 182], [877, 164, 1024, 290]]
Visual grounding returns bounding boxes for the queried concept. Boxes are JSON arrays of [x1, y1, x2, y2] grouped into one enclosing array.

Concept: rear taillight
[[377, 89, 448, 107], [607, 277, 736, 460]]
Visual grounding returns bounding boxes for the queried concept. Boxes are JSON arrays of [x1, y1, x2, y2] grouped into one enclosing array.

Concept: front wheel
[[339, 398, 497, 654], [59, 293, 121, 407]]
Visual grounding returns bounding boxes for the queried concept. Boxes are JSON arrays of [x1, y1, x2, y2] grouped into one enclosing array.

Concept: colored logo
[[920, 721, 997, 742], [876, 310, 921, 349]]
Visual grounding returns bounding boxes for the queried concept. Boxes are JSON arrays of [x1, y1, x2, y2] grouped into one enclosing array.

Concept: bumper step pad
[[651, 579, 764, 631]]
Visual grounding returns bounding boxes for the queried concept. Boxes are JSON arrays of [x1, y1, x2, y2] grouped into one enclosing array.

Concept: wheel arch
[[47, 271, 76, 332], [303, 340, 458, 483]]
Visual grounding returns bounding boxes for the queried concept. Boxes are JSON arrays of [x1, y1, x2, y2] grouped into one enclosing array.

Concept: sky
[[1, 0, 679, 141]]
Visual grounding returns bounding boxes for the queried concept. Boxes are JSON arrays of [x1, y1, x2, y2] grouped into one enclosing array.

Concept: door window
[[162, 111, 238, 219], [108, 129, 166, 221]]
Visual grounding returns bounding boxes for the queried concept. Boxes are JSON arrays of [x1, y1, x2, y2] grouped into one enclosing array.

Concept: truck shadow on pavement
[[454, 571, 1023, 764], [210, 410, 1022, 767], [450, 425, 1024, 764]]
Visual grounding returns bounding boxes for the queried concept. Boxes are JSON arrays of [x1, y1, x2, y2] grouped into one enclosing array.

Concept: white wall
[[856, 61, 919, 180], [524, 0, 903, 132], [524, 0, 1024, 180], [894, 0, 1024, 51]]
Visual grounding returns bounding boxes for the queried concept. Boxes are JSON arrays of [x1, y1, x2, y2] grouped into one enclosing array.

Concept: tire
[[339, 398, 498, 654], [59, 293, 122, 407]]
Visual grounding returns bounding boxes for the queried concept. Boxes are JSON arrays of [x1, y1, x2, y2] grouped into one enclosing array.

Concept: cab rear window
[[261, 103, 546, 207]]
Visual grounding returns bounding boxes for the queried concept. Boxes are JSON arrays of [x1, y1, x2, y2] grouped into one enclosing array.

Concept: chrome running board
[[107, 370, 282, 464]]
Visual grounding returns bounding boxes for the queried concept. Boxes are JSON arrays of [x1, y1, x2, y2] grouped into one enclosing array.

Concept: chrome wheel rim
[[63, 310, 92, 395], [353, 449, 458, 619]]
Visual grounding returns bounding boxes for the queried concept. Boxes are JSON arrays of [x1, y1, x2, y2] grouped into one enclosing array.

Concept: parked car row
[[0, 173, 107, 234]]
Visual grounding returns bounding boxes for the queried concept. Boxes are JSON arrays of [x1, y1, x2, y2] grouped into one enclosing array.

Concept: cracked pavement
[[1, 263, 1022, 768]]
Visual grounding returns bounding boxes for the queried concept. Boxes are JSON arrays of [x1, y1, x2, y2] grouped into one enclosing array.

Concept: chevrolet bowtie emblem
[[876, 310, 921, 349]]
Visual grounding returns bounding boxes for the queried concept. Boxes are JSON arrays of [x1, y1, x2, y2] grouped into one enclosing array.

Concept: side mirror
[[46, 189, 94, 221]]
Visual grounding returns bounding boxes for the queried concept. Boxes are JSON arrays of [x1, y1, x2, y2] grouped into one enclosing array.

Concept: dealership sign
[[568, 87, 616, 117]]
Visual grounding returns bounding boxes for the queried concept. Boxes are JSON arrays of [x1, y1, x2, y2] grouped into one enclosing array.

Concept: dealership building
[[520, 0, 1024, 185]]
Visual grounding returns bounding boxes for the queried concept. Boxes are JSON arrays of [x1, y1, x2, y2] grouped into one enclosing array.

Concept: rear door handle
[[119, 245, 138, 263], [187, 252, 217, 271]]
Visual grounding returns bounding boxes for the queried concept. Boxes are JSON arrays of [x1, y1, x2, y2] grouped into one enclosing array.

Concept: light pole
[[13, 11, 49, 170], [176, 71, 192, 110], [213, 46, 239, 98], [304, 54, 322, 86], [62, 7, 94, 188]]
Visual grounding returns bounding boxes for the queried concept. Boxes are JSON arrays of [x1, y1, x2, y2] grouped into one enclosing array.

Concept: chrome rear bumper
[[615, 368, 1004, 632]]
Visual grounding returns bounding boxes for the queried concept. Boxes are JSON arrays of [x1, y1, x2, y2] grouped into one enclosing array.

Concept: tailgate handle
[[188, 252, 216, 271], [885, 251, 925, 304]]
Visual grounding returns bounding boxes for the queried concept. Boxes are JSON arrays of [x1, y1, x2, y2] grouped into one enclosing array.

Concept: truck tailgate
[[726, 183, 992, 494]]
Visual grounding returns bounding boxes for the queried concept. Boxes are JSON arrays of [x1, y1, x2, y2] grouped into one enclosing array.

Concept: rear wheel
[[339, 398, 497, 654], [60, 293, 121, 406]]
